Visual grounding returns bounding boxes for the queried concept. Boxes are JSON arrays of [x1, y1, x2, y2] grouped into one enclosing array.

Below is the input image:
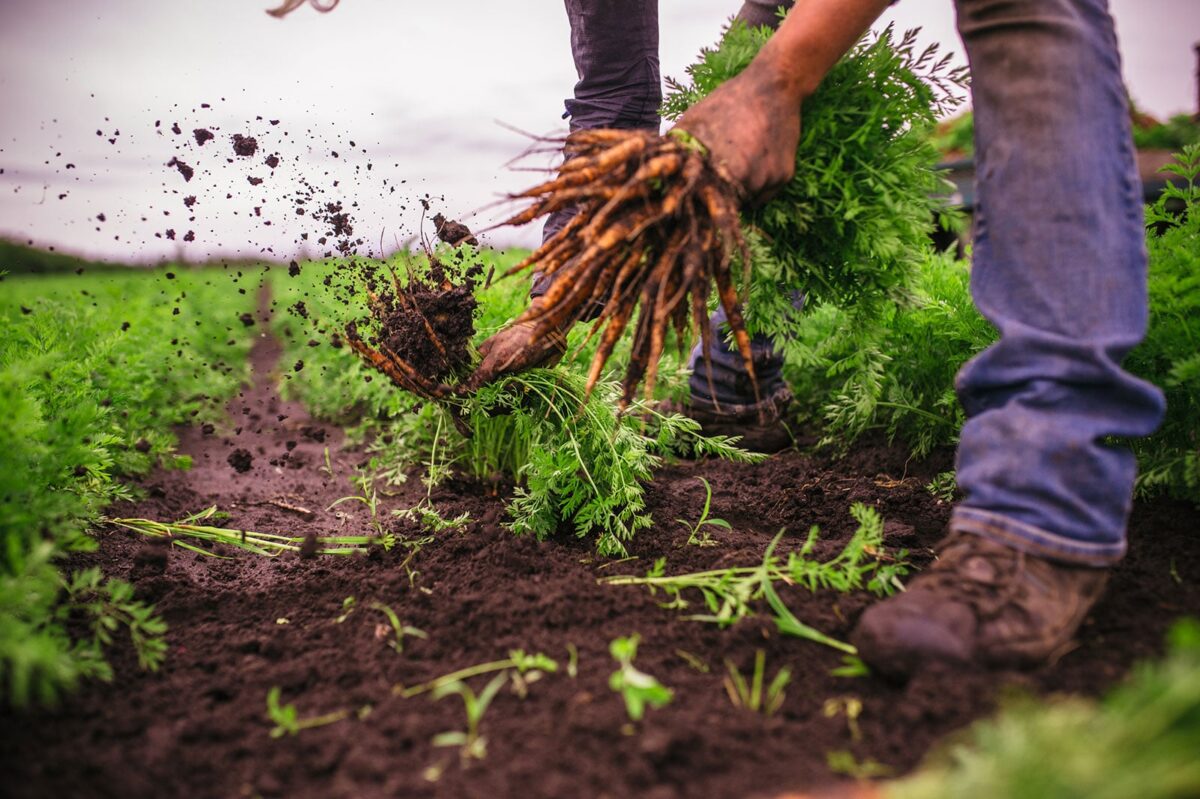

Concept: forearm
[[752, 0, 894, 103]]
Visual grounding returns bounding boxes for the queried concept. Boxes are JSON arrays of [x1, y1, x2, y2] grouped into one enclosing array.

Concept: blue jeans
[[538, 0, 794, 413], [949, 0, 1164, 565], [548, 0, 1165, 564]]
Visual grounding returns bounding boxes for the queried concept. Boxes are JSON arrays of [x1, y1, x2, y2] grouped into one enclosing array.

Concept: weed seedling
[[608, 635, 673, 721], [370, 601, 426, 653], [675, 649, 710, 674], [824, 696, 865, 742], [676, 477, 731, 547], [566, 643, 579, 679], [328, 471, 395, 546], [266, 686, 351, 738], [334, 596, 356, 623], [826, 750, 892, 780], [830, 655, 870, 678], [430, 673, 507, 762], [724, 650, 791, 716]]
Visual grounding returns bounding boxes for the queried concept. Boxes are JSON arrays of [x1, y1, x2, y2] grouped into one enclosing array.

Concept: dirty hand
[[675, 57, 803, 205], [468, 320, 567, 388]]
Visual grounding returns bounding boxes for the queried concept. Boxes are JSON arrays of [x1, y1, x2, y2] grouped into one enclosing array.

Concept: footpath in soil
[[1, 313, 1198, 799]]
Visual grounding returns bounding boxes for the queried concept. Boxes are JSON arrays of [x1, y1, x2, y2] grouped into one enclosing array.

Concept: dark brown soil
[[364, 257, 479, 383], [226, 447, 254, 473], [1, 317, 1196, 799], [166, 156, 194, 182], [433, 213, 479, 248], [232, 134, 259, 157], [193, 128, 214, 146]]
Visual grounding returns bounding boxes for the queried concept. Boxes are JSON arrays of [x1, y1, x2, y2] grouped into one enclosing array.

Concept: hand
[[468, 320, 567, 388], [675, 57, 803, 204]]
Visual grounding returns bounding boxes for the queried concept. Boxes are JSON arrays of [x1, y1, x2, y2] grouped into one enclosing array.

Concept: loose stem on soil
[[106, 506, 377, 557], [394, 650, 558, 698]]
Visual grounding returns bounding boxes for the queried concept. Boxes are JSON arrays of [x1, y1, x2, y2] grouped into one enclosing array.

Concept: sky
[[0, 0, 1196, 263]]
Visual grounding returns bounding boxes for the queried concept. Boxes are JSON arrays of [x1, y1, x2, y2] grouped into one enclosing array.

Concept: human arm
[[676, 0, 894, 203]]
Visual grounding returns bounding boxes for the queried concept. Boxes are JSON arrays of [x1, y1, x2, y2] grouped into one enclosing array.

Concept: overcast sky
[[0, 0, 1196, 263]]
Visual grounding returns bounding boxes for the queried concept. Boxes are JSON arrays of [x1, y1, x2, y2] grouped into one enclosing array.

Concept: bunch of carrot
[[499, 128, 757, 407]]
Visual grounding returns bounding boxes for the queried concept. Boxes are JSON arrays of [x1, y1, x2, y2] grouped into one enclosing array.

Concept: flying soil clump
[[232, 134, 258, 157]]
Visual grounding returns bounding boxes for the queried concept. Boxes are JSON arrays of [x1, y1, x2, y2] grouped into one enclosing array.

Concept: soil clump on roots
[[373, 265, 477, 381], [345, 217, 483, 396]]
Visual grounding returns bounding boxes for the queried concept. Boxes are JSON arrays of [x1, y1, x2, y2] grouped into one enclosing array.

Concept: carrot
[[492, 127, 757, 408]]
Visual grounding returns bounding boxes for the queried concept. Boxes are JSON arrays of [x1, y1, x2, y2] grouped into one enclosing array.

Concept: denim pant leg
[[949, 0, 1165, 566], [536, 0, 793, 407]]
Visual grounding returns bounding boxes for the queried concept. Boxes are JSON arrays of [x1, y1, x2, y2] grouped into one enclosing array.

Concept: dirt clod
[[298, 532, 319, 559], [432, 213, 479, 247], [231, 134, 258, 157], [226, 448, 253, 473], [166, 157, 194, 182]]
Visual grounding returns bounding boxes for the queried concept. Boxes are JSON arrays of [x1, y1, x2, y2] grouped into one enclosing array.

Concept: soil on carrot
[[1, 305, 1197, 799], [374, 267, 472, 379], [359, 254, 480, 383]]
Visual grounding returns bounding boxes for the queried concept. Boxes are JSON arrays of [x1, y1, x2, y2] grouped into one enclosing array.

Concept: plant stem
[[106, 507, 375, 557], [394, 658, 522, 698]]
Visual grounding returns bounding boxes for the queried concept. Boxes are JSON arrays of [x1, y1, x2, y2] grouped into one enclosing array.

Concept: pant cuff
[[950, 506, 1124, 568]]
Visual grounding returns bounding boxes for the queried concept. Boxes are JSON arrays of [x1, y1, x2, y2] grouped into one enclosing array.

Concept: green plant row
[[891, 619, 1200, 799], [0, 266, 255, 706], [934, 108, 1200, 160], [778, 146, 1200, 503]]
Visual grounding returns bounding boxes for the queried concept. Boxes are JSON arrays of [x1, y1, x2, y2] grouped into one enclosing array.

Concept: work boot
[[660, 385, 795, 454], [852, 531, 1109, 680]]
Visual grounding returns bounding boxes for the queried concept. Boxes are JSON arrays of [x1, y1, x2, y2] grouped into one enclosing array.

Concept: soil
[[167, 156, 194, 182], [433, 213, 480, 248], [227, 447, 254, 473], [232, 134, 259, 157], [1, 298, 1197, 799], [364, 257, 479, 384]]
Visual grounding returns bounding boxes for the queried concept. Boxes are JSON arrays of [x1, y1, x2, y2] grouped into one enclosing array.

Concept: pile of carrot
[[500, 128, 757, 407]]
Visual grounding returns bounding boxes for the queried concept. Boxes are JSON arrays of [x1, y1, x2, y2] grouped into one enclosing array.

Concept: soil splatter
[[226, 448, 253, 473], [232, 134, 258, 157], [166, 157, 194, 182]]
